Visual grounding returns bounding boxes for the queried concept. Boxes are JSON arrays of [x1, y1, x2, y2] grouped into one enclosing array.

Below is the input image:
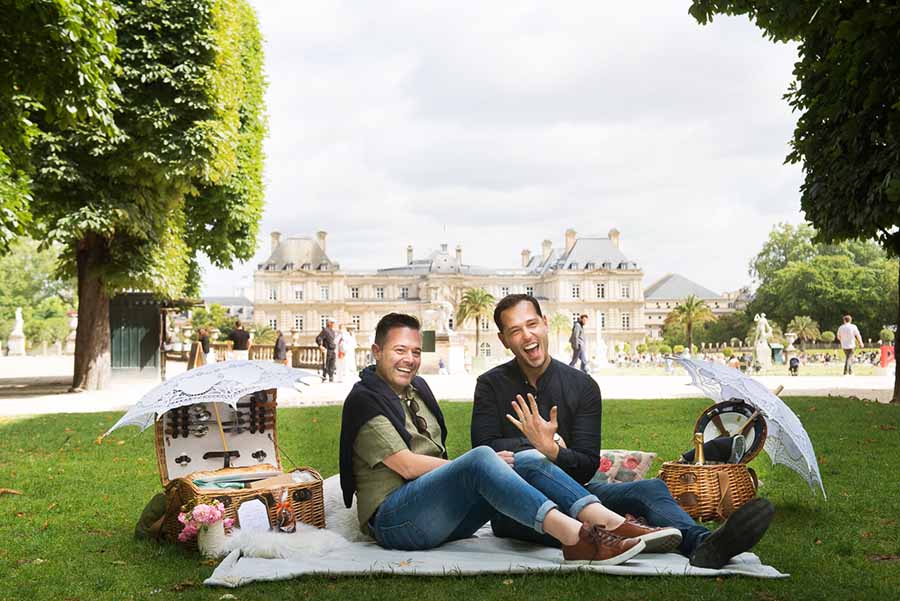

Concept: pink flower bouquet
[[177, 498, 235, 542]]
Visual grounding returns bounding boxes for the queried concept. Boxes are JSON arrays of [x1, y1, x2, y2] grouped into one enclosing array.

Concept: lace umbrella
[[673, 356, 827, 498], [104, 361, 320, 436]]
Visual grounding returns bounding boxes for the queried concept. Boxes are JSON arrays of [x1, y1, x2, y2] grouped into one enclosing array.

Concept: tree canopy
[[0, 0, 119, 253]]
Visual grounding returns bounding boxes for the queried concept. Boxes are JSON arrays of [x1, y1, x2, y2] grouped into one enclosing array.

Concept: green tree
[[0, 0, 118, 253], [689, 2, 900, 396], [663, 295, 717, 354], [549, 312, 572, 355], [786, 315, 821, 350], [749, 222, 817, 282], [30, 0, 266, 390], [880, 329, 895, 344], [190, 304, 236, 338], [455, 288, 496, 358], [821, 331, 835, 344]]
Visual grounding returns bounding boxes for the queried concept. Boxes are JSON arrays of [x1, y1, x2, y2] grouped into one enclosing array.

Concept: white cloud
[[201, 0, 806, 297]]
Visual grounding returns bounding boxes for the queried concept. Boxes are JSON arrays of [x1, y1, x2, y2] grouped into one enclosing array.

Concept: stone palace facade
[[253, 228, 652, 362]]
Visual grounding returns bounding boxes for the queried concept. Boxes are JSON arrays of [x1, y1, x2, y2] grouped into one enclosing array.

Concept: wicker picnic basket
[[154, 389, 325, 549], [658, 400, 766, 521]]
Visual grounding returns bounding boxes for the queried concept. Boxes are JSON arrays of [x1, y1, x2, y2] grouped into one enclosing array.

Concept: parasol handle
[[211, 402, 229, 453], [739, 409, 762, 436], [773, 384, 784, 396]]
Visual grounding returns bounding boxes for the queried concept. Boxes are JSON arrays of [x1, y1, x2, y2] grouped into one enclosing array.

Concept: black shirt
[[228, 329, 250, 351], [199, 335, 210, 354], [471, 358, 601, 484], [274, 335, 287, 360]]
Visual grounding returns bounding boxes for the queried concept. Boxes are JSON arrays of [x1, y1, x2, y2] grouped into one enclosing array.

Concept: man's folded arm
[[471, 377, 531, 452], [382, 450, 448, 480]]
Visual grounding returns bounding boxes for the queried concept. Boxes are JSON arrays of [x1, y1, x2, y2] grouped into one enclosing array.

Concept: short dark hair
[[234, 320, 242, 328], [374, 313, 421, 346], [493, 294, 543, 332]]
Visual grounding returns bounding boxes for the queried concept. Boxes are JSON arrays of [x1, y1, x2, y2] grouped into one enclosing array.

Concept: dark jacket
[[199, 335, 210, 354], [339, 366, 448, 508], [227, 328, 250, 351], [274, 334, 287, 360], [471, 358, 601, 484], [315, 327, 336, 350]]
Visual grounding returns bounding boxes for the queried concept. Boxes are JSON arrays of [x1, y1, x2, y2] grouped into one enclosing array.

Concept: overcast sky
[[201, 0, 805, 297]]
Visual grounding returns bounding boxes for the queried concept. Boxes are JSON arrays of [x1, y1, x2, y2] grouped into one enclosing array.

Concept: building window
[[500, 286, 510, 297], [319, 285, 329, 300], [621, 285, 630, 299], [400, 286, 409, 299], [525, 286, 534, 296], [293, 314, 303, 331], [351, 315, 361, 330], [375, 286, 385, 300], [571, 313, 580, 324], [597, 283, 606, 299], [293, 287, 304, 300], [480, 317, 490, 331], [268, 318, 278, 330], [320, 316, 331, 329], [600, 312, 606, 329], [268, 286, 278, 301], [571, 284, 581, 299], [350, 286, 359, 299], [479, 342, 492, 357], [622, 313, 631, 330]]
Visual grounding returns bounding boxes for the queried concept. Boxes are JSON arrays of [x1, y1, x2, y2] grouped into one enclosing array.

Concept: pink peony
[[223, 518, 235, 530], [599, 457, 613, 472], [624, 456, 640, 470], [178, 522, 199, 542]]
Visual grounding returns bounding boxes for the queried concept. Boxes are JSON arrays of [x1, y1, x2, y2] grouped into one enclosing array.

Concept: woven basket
[[658, 462, 758, 522], [159, 465, 326, 550]]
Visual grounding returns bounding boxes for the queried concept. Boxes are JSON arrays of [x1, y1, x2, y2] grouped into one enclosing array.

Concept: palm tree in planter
[[787, 315, 821, 350], [455, 288, 496, 363], [549, 313, 573, 356], [663, 295, 716, 355]]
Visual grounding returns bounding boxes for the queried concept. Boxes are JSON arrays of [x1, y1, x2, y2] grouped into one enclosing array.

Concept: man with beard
[[471, 294, 775, 569], [338, 313, 680, 564]]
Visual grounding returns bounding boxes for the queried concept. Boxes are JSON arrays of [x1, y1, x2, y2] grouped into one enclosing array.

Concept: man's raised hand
[[505, 393, 560, 461]]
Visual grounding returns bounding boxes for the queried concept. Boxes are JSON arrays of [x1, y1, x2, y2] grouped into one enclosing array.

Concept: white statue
[[754, 313, 773, 370], [7, 307, 26, 355], [437, 300, 454, 335]]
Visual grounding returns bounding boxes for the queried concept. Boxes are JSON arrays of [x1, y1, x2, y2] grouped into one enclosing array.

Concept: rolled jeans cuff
[[568, 494, 600, 520], [533, 500, 558, 534]]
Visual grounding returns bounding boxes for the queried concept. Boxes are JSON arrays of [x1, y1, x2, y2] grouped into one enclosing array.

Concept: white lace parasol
[[673, 356, 827, 498], [104, 361, 320, 436]]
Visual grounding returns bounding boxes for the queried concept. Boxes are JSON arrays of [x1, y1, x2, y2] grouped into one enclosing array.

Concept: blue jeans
[[588, 478, 710, 556], [569, 346, 589, 372], [494, 468, 710, 556], [370, 446, 599, 550]]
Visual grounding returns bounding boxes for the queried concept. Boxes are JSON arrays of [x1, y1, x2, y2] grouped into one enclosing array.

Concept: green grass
[[1, 398, 898, 601]]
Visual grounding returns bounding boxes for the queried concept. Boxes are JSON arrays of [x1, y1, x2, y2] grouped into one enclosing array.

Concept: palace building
[[252, 228, 650, 361]]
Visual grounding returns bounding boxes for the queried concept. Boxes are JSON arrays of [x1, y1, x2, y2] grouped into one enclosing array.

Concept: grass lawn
[[1, 397, 898, 601]]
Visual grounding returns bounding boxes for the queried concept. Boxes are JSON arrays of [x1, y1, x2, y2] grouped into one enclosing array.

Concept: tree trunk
[[474, 318, 481, 359], [893, 259, 900, 403], [687, 322, 693, 355], [71, 234, 111, 391]]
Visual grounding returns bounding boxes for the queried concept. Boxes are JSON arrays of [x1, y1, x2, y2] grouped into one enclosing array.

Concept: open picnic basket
[[154, 388, 325, 548], [659, 399, 766, 521]]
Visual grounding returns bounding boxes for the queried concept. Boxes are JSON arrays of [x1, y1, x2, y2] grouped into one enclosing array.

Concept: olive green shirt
[[352, 388, 445, 535]]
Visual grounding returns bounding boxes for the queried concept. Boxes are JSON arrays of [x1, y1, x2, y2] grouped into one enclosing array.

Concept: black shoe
[[689, 498, 774, 569]]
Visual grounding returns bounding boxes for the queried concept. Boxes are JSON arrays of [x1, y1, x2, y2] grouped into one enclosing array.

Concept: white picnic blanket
[[205, 525, 787, 587], [205, 476, 787, 586]]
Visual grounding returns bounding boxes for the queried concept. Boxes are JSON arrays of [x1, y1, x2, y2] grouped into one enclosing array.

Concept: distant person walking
[[273, 329, 288, 366], [198, 327, 215, 364], [836, 314, 864, 375], [316, 319, 337, 382], [568, 313, 589, 373], [227, 320, 251, 361]]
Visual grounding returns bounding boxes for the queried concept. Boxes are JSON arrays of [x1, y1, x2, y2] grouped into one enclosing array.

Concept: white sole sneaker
[[637, 527, 683, 553], [564, 538, 647, 566]]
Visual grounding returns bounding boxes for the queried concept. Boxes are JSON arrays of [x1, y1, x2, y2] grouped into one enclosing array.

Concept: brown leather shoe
[[607, 518, 682, 553], [562, 524, 645, 565]]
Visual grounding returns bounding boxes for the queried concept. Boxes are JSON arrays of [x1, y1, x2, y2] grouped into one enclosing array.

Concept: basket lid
[[154, 389, 281, 486], [693, 399, 767, 463]]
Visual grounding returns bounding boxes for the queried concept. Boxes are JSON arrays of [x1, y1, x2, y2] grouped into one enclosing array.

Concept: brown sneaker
[[607, 518, 682, 553], [562, 524, 645, 565]]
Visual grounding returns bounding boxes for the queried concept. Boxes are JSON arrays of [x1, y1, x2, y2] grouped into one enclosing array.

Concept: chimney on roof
[[565, 228, 577, 253], [608, 228, 620, 249], [407, 244, 413, 265], [441, 243, 448, 253], [270, 231, 281, 252], [521, 249, 531, 267], [316, 230, 327, 252], [541, 239, 553, 262], [456, 244, 462, 264]]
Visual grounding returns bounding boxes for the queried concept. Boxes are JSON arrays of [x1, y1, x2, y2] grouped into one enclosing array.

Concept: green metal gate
[[109, 293, 161, 376]]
